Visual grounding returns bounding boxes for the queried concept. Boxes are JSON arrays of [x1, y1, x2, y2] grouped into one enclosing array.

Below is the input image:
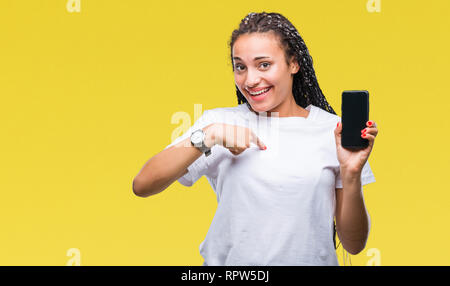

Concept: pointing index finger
[[251, 133, 267, 150]]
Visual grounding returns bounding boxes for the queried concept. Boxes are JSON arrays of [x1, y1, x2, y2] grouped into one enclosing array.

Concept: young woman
[[133, 12, 378, 266]]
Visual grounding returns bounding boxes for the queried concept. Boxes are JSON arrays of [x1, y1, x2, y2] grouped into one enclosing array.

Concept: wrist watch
[[190, 129, 212, 157]]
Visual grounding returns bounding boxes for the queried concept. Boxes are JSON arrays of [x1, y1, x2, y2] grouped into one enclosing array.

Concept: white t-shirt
[[164, 103, 376, 266]]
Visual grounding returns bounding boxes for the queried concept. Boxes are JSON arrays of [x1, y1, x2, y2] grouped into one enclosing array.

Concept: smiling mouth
[[248, 86, 272, 96]]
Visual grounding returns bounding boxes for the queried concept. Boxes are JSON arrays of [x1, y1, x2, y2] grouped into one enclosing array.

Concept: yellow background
[[0, 0, 448, 266]]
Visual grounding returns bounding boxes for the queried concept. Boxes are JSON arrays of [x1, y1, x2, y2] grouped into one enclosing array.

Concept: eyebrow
[[232, 56, 271, 61]]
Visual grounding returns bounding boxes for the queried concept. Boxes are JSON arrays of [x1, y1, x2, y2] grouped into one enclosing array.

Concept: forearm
[[335, 168, 370, 254], [133, 125, 215, 197]]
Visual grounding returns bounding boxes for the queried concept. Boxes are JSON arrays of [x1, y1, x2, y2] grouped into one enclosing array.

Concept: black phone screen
[[341, 90, 369, 149]]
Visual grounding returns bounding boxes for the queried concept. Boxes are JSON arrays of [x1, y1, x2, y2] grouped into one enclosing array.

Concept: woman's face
[[232, 32, 299, 113]]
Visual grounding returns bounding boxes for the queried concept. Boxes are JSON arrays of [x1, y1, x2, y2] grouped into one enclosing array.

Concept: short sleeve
[[335, 160, 376, 189], [163, 109, 214, 187]]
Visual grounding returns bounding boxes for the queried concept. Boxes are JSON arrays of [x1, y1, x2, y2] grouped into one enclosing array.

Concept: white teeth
[[249, 87, 270, 95]]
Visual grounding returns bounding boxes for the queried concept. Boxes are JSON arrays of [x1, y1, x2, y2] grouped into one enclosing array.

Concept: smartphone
[[341, 90, 369, 149]]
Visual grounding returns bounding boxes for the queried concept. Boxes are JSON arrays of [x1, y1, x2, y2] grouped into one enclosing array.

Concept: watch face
[[191, 130, 203, 144]]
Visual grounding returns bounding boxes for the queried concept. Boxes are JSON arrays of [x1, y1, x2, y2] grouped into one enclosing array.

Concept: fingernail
[[368, 121, 373, 126], [362, 133, 366, 137], [337, 122, 339, 127], [263, 146, 267, 150]]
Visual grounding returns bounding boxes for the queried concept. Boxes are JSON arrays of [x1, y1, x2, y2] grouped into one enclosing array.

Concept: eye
[[260, 62, 271, 68], [235, 64, 245, 71], [234, 62, 270, 72]]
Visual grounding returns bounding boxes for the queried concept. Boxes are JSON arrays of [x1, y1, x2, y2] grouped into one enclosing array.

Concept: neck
[[248, 96, 309, 118]]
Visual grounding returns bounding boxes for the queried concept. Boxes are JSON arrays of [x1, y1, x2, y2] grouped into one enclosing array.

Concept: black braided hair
[[228, 11, 339, 250]]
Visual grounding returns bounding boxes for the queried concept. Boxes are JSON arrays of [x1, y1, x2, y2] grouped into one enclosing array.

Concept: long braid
[[228, 11, 339, 250]]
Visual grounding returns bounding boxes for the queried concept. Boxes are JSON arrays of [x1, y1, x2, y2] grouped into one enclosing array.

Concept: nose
[[245, 70, 261, 89]]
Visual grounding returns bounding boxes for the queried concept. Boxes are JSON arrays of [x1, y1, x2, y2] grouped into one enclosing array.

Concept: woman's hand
[[204, 123, 267, 155], [334, 120, 378, 174]]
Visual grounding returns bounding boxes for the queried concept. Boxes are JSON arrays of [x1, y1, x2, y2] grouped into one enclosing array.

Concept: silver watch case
[[190, 129, 212, 157]]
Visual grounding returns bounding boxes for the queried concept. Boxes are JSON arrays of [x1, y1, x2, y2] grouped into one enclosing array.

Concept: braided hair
[[228, 11, 339, 250]]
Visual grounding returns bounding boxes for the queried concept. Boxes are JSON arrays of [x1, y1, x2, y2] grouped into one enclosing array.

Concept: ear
[[289, 57, 300, 75]]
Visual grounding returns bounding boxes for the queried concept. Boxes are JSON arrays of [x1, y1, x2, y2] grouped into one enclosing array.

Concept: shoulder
[[206, 103, 247, 114], [204, 104, 248, 122], [311, 104, 341, 124]]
